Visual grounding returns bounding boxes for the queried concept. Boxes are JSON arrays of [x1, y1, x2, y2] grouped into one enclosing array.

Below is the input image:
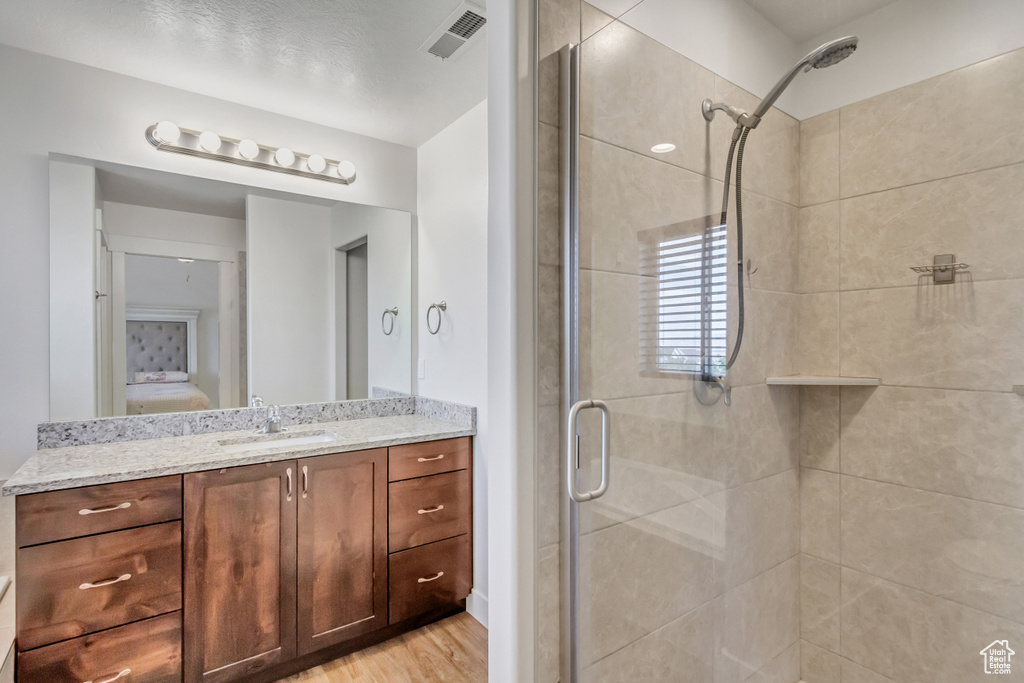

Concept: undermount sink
[[218, 430, 339, 454]]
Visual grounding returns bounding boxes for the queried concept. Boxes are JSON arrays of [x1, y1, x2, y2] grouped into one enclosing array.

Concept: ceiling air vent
[[420, 2, 487, 62]]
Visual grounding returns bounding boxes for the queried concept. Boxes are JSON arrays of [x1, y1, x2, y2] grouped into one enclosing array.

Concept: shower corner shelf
[[766, 375, 881, 387]]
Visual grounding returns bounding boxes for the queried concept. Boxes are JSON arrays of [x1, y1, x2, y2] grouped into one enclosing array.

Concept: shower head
[[749, 35, 858, 122], [702, 35, 858, 129]]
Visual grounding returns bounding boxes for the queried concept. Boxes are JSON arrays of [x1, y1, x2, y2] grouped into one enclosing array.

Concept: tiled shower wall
[[797, 48, 1024, 683], [537, 3, 803, 682]]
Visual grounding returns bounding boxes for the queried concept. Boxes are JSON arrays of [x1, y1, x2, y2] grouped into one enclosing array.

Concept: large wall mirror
[[49, 155, 413, 420]]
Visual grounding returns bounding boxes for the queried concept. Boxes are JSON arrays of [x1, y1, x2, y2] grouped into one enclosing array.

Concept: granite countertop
[[3, 414, 475, 496]]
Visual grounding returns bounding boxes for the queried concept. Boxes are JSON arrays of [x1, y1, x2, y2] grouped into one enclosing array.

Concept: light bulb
[[199, 131, 222, 152], [306, 154, 327, 173], [274, 147, 295, 167], [238, 139, 260, 160], [336, 160, 356, 181], [651, 143, 676, 154], [154, 121, 181, 144]]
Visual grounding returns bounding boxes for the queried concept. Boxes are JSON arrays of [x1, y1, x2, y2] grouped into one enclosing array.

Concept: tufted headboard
[[126, 320, 188, 374]]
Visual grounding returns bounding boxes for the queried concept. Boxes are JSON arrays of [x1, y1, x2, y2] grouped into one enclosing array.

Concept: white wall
[[417, 100, 490, 623], [103, 202, 246, 251], [246, 194, 334, 406], [793, 0, 1024, 118], [125, 255, 222, 408], [48, 161, 99, 421], [0, 44, 417, 477], [332, 203, 414, 396]]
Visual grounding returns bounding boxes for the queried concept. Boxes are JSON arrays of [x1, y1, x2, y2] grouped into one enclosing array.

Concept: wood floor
[[275, 613, 487, 682]]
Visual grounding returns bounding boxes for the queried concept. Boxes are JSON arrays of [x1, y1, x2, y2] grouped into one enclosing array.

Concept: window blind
[[639, 218, 727, 378]]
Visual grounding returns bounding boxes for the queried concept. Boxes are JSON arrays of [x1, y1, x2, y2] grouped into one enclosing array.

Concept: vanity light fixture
[[651, 143, 676, 153], [145, 122, 357, 185]]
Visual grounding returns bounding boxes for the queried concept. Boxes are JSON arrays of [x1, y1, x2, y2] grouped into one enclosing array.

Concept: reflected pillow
[[129, 371, 189, 384]]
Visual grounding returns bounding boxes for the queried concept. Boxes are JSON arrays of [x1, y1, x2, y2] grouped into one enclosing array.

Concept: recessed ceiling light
[[177, 258, 195, 263], [238, 139, 260, 160], [651, 143, 676, 154], [199, 131, 222, 152]]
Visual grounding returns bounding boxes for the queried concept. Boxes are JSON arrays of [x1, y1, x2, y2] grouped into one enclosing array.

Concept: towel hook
[[426, 301, 447, 335], [381, 307, 398, 335]]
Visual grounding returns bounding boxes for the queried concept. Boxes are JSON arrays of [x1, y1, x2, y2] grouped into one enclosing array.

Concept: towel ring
[[427, 301, 447, 335], [381, 307, 398, 335]]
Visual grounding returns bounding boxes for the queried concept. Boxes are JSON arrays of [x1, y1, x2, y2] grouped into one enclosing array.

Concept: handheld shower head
[[749, 35, 858, 122], [703, 35, 859, 128]]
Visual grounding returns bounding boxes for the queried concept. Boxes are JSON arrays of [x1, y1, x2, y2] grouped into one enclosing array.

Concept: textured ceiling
[[743, 0, 900, 43], [0, 0, 487, 147]]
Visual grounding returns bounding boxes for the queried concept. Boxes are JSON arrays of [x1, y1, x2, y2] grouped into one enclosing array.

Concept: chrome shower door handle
[[567, 399, 611, 503]]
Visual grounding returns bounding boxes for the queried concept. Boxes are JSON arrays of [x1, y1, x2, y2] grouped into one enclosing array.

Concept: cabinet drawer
[[388, 535, 471, 624], [17, 476, 182, 547], [388, 470, 470, 553], [18, 521, 182, 650], [18, 611, 182, 683], [388, 437, 471, 482]]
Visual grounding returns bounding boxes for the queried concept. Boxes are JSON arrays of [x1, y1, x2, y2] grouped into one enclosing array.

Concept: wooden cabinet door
[[183, 462, 297, 683], [296, 448, 387, 656]]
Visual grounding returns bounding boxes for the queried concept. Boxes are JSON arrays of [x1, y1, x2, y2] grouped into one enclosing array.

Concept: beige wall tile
[[799, 386, 840, 472], [581, 1, 615, 41], [746, 642, 800, 683], [579, 19, 715, 177], [539, 0, 580, 127], [716, 384, 799, 489], [800, 640, 841, 683], [578, 502, 716, 665], [579, 136, 721, 277], [537, 402, 562, 548], [841, 659, 898, 683], [725, 288, 800, 389], [798, 202, 840, 294], [842, 476, 1024, 623], [797, 292, 840, 377], [538, 264, 562, 406], [583, 601, 714, 682], [801, 554, 841, 651], [710, 78, 800, 206], [841, 567, 1024, 683], [536, 544, 561, 683], [840, 163, 1024, 290], [728, 191, 799, 294], [841, 385, 1024, 508], [801, 468, 840, 563], [712, 470, 799, 590], [715, 557, 800, 683], [800, 111, 840, 207], [537, 123, 561, 267], [839, 48, 1024, 198], [840, 281, 1024, 392]]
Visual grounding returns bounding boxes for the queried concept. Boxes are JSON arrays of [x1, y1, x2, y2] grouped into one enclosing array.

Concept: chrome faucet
[[250, 394, 264, 408], [255, 405, 286, 434]]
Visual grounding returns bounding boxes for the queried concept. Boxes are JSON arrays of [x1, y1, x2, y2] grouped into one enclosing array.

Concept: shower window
[[639, 216, 727, 378]]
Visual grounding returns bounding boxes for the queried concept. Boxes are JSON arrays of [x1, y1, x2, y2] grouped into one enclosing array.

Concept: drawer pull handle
[[418, 505, 445, 514], [417, 454, 445, 462], [286, 467, 293, 502], [79, 574, 131, 590], [85, 668, 131, 683], [79, 502, 131, 515], [418, 571, 444, 583]]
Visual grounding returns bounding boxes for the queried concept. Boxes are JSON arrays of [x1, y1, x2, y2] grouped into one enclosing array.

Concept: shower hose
[[716, 123, 750, 374]]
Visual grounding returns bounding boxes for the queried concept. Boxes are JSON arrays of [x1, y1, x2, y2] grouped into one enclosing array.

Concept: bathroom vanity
[[3, 401, 475, 683]]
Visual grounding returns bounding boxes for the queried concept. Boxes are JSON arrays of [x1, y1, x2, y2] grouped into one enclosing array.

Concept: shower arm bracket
[[701, 99, 761, 129]]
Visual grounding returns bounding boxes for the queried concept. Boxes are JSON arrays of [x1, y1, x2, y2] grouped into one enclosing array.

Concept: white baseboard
[[466, 588, 488, 628]]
